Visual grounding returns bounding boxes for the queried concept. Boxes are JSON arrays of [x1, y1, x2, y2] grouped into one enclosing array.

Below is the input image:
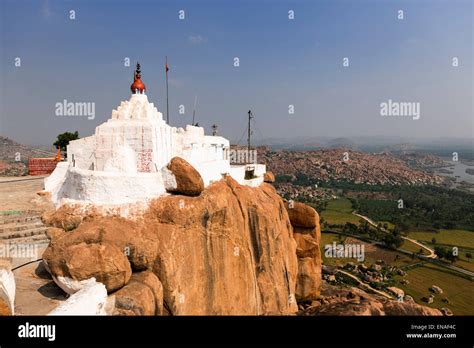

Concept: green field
[[400, 239, 431, 256], [320, 232, 370, 266], [320, 231, 346, 246], [316, 192, 474, 315], [378, 220, 395, 230], [407, 229, 474, 272], [320, 198, 360, 226], [455, 258, 474, 273], [320, 232, 414, 267], [321, 232, 474, 315], [320, 232, 350, 265], [408, 230, 474, 249], [395, 263, 474, 315]]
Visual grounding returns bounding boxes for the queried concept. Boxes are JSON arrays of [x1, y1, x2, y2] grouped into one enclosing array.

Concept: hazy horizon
[[1, 0, 472, 146]]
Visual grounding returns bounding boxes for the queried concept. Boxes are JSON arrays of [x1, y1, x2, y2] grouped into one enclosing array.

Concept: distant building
[[29, 149, 61, 176], [29, 158, 58, 176], [45, 63, 265, 211]]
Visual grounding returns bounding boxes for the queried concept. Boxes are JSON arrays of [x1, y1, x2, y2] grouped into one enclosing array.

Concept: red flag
[[166, 62, 169, 72]]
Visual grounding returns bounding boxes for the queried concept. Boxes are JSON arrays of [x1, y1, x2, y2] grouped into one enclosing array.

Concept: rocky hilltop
[[0, 136, 56, 176], [42, 174, 320, 315], [261, 148, 445, 186], [299, 283, 441, 316], [33, 157, 439, 316]]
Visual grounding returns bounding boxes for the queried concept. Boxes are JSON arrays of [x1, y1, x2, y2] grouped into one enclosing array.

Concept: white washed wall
[[45, 93, 263, 210]]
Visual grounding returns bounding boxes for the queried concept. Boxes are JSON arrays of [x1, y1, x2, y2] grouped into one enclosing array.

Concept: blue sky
[[0, 0, 472, 145]]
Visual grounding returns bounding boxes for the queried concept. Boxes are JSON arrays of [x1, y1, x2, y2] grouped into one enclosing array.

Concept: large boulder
[[440, 307, 453, 316], [293, 232, 321, 301], [45, 227, 65, 242], [162, 157, 204, 196], [43, 216, 159, 272], [42, 206, 84, 231], [285, 201, 318, 229], [295, 256, 321, 301], [113, 281, 156, 316], [127, 271, 164, 315], [263, 171, 275, 183], [43, 241, 132, 293], [387, 287, 405, 299], [0, 259, 15, 316], [42, 175, 299, 315], [300, 285, 442, 316], [383, 301, 442, 316], [147, 175, 298, 315], [285, 202, 322, 302], [313, 299, 386, 316]]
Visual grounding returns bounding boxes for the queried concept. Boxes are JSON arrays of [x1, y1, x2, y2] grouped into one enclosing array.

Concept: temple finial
[[131, 62, 146, 94], [136, 62, 141, 77]]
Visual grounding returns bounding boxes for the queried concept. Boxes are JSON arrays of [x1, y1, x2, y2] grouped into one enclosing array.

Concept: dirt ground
[[0, 175, 53, 212], [1, 175, 65, 315], [13, 261, 67, 315]]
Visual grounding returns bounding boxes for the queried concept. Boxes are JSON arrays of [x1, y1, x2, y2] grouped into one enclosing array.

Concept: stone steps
[[0, 212, 48, 244], [0, 227, 47, 240], [6, 234, 49, 245], [0, 215, 42, 226], [0, 221, 44, 234]]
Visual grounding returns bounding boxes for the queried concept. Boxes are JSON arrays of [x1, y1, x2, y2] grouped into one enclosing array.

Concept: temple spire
[[131, 62, 146, 94], [136, 62, 141, 77]]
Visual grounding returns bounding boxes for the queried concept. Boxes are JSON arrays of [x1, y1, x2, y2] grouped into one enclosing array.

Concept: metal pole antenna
[[247, 110, 253, 161], [192, 95, 197, 126], [166, 56, 170, 124]]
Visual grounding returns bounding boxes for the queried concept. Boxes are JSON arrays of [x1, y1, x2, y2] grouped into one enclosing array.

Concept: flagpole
[[192, 95, 197, 125], [165, 56, 170, 124]]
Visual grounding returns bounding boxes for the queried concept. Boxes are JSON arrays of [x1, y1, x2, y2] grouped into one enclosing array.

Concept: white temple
[[45, 63, 265, 212]]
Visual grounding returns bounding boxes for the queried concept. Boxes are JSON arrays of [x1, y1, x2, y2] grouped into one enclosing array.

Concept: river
[[434, 158, 474, 191]]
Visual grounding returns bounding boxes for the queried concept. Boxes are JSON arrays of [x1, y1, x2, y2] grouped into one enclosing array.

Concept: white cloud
[[188, 35, 208, 45]]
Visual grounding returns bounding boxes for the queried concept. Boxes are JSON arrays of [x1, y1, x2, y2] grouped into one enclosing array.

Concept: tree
[[444, 221, 455, 229], [343, 222, 358, 234], [54, 131, 79, 157], [358, 220, 369, 234], [434, 246, 447, 259], [399, 222, 409, 232], [382, 233, 403, 249], [444, 250, 458, 263]]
